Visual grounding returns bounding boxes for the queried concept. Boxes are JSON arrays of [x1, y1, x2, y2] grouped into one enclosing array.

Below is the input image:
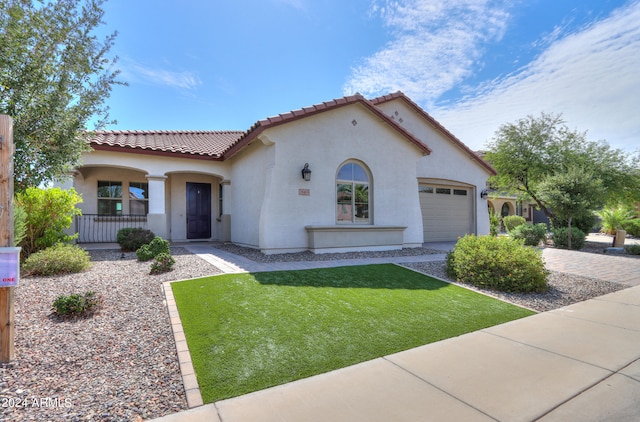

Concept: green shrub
[[22, 243, 91, 276], [624, 244, 640, 255], [509, 223, 548, 246], [446, 235, 548, 293], [136, 236, 170, 262], [52, 291, 102, 317], [596, 207, 635, 235], [13, 201, 27, 248], [489, 209, 501, 237], [117, 227, 155, 251], [552, 227, 586, 250], [150, 252, 175, 274], [15, 187, 82, 257], [503, 215, 526, 232], [622, 219, 640, 238]]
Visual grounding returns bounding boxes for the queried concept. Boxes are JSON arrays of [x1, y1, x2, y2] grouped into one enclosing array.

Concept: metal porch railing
[[75, 214, 148, 243]]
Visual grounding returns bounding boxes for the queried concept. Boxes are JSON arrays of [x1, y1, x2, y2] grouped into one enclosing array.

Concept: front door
[[186, 182, 211, 239]]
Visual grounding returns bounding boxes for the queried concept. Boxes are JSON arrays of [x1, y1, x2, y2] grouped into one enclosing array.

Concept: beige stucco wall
[[231, 103, 426, 253], [70, 150, 230, 241], [375, 100, 493, 236]]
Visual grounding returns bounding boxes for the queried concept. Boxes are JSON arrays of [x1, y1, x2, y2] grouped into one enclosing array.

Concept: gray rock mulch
[[1, 247, 221, 422]]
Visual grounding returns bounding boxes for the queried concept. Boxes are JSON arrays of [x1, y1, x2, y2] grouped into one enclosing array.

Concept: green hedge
[[117, 227, 155, 251], [446, 235, 548, 293], [22, 243, 91, 276], [503, 215, 526, 232], [552, 227, 586, 250], [622, 219, 640, 238], [509, 223, 547, 246]]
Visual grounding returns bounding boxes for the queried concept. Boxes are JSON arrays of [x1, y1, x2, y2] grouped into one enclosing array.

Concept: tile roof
[[370, 92, 497, 175], [88, 130, 244, 159]]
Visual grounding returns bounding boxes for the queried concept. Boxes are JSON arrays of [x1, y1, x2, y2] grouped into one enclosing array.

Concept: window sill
[[304, 225, 407, 253]]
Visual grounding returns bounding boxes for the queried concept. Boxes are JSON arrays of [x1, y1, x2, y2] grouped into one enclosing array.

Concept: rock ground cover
[[1, 239, 633, 421]]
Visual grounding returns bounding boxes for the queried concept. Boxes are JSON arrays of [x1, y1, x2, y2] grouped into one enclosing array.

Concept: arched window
[[336, 161, 371, 224]]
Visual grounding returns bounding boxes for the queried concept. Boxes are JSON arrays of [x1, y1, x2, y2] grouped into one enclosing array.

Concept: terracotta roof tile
[[88, 130, 244, 158]]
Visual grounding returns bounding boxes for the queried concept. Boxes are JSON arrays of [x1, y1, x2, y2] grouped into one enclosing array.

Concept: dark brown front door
[[186, 182, 211, 239]]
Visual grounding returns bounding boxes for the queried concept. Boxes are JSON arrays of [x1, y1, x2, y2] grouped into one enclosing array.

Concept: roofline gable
[[370, 92, 497, 175], [222, 94, 432, 159]]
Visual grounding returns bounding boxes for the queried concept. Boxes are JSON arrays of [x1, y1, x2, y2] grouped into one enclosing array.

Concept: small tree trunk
[[567, 216, 572, 250]]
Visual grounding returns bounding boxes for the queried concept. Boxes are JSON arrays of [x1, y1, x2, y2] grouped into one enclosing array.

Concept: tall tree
[[0, 0, 123, 191], [484, 113, 640, 227], [537, 166, 605, 249]]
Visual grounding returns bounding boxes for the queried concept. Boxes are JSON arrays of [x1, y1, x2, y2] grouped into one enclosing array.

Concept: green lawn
[[172, 264, 535, 403]]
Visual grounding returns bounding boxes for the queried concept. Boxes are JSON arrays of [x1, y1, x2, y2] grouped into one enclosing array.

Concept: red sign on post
[[0, 247, 20, 287]]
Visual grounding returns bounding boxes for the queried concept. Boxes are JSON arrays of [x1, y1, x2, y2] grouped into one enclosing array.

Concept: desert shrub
[[150, 252, 175, 274], [136, 236, 170, 262], [22, 243, 91, 276], [117, 227, 155, 251], [622, 219, 640, 238], [503, 215, 526, 232], [596, 207, 635, 235], [13, 201, 27, 247], [489, 209, 501, 237], [15, 187, 82, 257], [52, 291, 102, 317], [624, 244, 640, 255], [509, 223, 548, 246], [446, 235, 548, 293], [552, 227, 586, 250]]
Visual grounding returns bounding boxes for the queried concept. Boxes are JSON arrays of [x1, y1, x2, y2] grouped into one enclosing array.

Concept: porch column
[[220, 180, 231, 241], [146, 175, 168, 239]]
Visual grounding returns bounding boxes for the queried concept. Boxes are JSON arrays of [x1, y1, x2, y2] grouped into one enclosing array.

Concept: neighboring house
[[59, 92, 496, 254]]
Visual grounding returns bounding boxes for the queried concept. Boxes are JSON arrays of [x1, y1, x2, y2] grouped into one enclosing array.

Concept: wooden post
[[0, 114, 15, 363]]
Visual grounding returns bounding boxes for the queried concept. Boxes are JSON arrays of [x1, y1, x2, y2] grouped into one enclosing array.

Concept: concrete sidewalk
[[151, 239, 640, 422], [154, 285, 640, 422]]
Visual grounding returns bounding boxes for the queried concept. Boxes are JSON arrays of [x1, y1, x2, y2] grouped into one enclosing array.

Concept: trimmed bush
[[625, 244, 640, 255], [489, 209, 501, 237], [52, 291, 102, 317], [117, 227, 155, 251], [15, 187, 82, 257], [552, 227, 586, 250], [622, 219, 640, 238], [503, 215, 526, 232], [150, 252, 175, 274], [136, 236, 170, 262], [509, 223, 548, 246], [446, 235, 548, 293], [22, 243, 91, 276]]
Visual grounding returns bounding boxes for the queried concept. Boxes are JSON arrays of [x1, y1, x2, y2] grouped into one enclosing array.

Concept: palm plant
[[596, 206, 635, 235]]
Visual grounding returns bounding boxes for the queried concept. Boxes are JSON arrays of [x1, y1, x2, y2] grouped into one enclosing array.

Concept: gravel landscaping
[[0, 240, 632, 421], [1, 248, 221, 422], [401, 261, 625, 312]]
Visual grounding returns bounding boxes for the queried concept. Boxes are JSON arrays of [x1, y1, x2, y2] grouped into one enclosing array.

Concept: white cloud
[[432, 0, 640, 153], [344, 0, 511, 107], [274, 0, 306, 11], [127, 62, 202, 91]]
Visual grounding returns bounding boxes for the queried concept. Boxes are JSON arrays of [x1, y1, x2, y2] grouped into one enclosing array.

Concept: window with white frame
[[336, 161, 370, 224]]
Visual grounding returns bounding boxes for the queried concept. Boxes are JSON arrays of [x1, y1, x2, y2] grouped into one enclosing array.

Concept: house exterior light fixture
[[301, 163, 311, 181], [480, 189, 489, 200]]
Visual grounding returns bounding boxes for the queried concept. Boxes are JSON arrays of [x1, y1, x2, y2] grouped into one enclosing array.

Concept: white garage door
[[420, 185, 473, 242]]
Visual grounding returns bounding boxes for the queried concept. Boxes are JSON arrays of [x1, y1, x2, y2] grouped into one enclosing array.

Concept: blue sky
[[97, 0, 640, 153]]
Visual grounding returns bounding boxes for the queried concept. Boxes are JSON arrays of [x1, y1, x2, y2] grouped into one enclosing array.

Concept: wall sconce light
[[480, 189, 489, 200], [301, 163, 311, 181]]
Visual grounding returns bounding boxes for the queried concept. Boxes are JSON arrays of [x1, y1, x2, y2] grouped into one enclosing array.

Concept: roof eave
[[89, 144, 224, 161]]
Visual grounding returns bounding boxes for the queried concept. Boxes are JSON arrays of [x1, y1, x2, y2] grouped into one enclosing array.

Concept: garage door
[[420, 185, 473, 242]]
